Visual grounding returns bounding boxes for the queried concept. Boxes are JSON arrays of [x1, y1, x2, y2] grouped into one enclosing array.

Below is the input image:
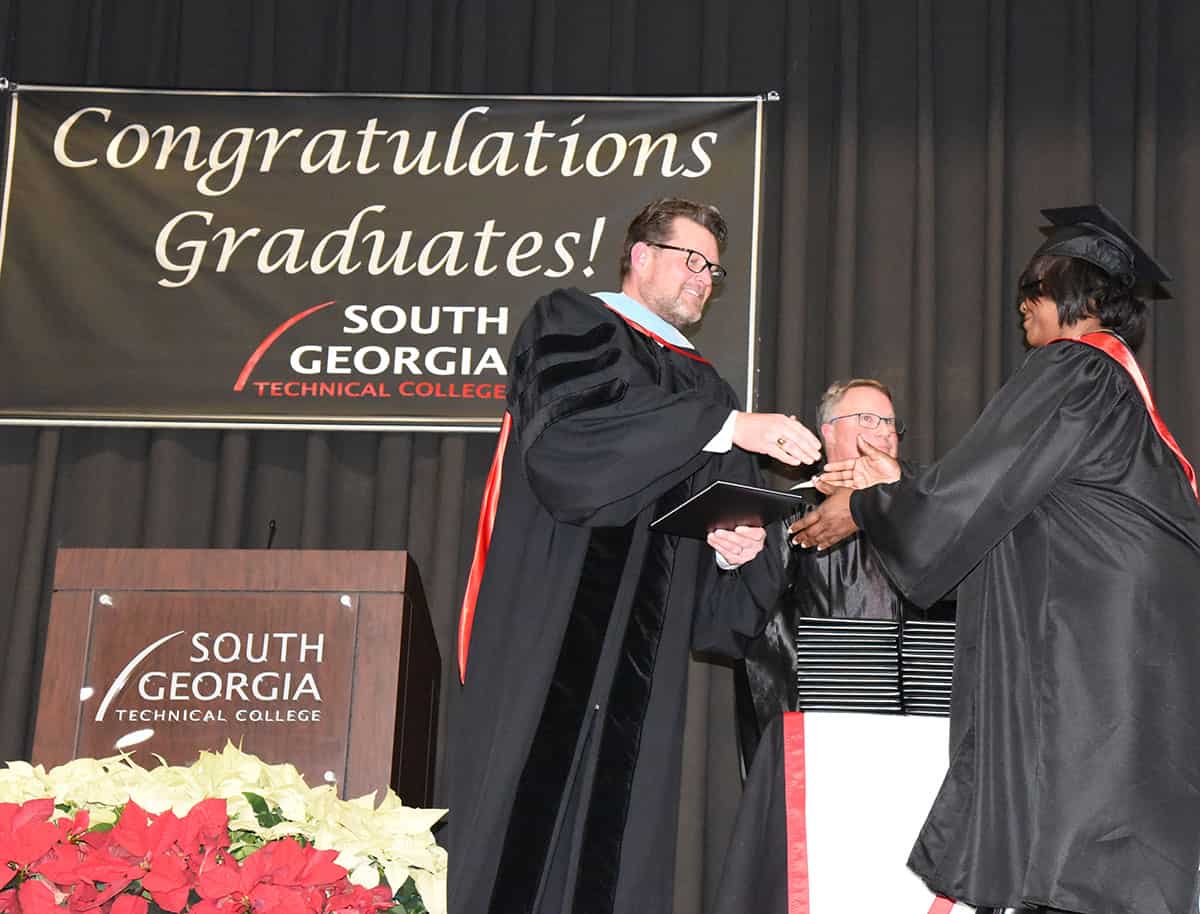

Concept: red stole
[[1068, 331, 1198, 499], [456, 412, 511, 683]]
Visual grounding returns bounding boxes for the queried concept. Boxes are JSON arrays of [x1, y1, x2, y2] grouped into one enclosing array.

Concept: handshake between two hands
[[790, 434, 901, 551], [708, 413, 903, 565]]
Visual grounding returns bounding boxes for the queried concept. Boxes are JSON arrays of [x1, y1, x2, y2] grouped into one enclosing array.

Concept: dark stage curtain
[[1, 2, 1198, 911]]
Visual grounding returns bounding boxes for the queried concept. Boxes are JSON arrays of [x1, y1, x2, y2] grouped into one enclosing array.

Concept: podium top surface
[[52, 548, 420, 594]]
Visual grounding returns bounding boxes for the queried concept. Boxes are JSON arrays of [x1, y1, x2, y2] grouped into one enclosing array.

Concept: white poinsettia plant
[[0, 742, 447, 914]]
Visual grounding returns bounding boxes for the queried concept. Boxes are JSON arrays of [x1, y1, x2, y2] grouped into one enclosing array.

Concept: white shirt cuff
[[703, 410, 738, 453], [714, 551, 742, 571]]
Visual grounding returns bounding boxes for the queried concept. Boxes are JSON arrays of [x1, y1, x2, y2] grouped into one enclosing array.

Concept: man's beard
[[650, 291, 704, 330]]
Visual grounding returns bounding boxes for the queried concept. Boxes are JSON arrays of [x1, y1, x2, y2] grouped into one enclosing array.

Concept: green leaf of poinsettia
[[388, 876, 428, 914], [242, 791, 285, 828]]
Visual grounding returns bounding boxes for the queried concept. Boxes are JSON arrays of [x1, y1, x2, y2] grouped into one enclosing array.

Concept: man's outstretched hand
[[733, 412, 822, 466]]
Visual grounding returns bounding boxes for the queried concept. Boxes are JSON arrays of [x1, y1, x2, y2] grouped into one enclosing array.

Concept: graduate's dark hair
[[1017, 254, 1148, 351], [620, 198, 728, 280]]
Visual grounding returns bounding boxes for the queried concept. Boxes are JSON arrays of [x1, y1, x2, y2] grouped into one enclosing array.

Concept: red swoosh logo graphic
[[233, 300, 337, 391]]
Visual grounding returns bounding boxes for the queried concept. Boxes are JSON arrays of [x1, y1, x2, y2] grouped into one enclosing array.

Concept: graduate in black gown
[[792, 205, 1200, 914], [446, 198, 823, 914]]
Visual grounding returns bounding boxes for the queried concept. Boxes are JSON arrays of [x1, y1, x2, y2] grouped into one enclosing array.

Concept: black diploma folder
[[649, 480, 821, 539]]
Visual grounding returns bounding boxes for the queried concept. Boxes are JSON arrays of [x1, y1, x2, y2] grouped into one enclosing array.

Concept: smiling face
[[625, 217, 719, 329], [820, 385, 900, 462], [1019, 294, 1067, 348], [1016, 258, 1108, 348]]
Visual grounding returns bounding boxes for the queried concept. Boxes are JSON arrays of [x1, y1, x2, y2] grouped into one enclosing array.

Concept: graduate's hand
[[788, 488, 858, 550], [707, 525, 767, 568], [733, 412, 822, 466], [821, 435, 902, 489]]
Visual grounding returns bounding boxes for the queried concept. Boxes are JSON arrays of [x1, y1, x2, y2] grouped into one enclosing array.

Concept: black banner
[[0, 87, 765, 430]]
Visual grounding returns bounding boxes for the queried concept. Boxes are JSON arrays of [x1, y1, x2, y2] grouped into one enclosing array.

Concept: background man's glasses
[[646, 242, 727, 282], [829, 412, 906, 437]]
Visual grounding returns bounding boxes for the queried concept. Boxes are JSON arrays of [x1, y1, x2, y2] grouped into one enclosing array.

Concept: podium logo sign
[[94, 630, 326, 727], [78, 591, 357, 781]]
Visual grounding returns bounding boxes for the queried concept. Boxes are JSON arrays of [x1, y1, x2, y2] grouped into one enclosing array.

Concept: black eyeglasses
[[646, 242, 727, 282], [829, 412, 906, 437]]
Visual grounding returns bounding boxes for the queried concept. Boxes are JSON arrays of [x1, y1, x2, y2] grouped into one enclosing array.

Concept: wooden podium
[[32, 549, 439, 806]]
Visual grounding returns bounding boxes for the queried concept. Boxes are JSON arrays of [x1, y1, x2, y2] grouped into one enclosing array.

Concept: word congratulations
[[53, 106, 718, 196]]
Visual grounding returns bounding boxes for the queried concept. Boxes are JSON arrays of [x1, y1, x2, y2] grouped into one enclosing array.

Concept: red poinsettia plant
[[0, 797, 400, 914]]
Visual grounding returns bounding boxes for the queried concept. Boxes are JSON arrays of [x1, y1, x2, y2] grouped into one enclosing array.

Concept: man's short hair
[[817, 378, 894, 428], [619, 198, 728, 280], [1017, 253, 1148, 350]]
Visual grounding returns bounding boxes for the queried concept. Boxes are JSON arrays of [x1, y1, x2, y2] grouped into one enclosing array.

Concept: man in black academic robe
[[446, 198, 821, 914], [741, 378, 924, 756], [792, 206, 1200, 914]]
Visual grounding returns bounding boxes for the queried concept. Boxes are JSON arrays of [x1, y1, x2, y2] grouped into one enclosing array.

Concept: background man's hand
[[819, 435, 902, 489], [788, 488, 858, 550], [707, 525, 767, 567], [733, 412, 821, 466]]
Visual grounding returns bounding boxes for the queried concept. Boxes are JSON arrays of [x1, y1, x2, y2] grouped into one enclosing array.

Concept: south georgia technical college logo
[[233, 301, 511, 403], [94, 628, 326, 746]]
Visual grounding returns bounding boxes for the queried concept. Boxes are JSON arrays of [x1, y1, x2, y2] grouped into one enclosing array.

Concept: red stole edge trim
[[599, 302, 712, 364], [456, 411, 511, 684], [1065, 332, 1198, 500]]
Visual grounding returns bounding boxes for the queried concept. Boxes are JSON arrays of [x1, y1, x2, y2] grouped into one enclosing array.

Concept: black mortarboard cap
[[1033, 204, 1171, 300]]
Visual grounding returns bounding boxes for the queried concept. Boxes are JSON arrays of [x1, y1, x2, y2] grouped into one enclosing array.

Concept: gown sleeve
[[851, 341, 1129, 607], [510, 288, 736, 527], [691, 449, 786, 657]]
